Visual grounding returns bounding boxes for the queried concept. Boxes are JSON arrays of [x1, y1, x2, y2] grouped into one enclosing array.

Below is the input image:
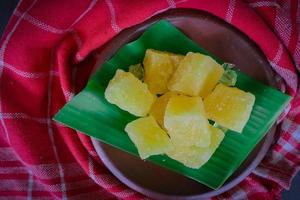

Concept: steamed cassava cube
[[168, 52, 224, 97], [149, 92, 179, 127], [204, 84, 255, 133], [105, 69, 156, 117], [125, 116, 170, 159], [164, 95, 211, 147], [169, 53, 184, 67], [166, 125, 225, 169], [143, 49, 183, 94]]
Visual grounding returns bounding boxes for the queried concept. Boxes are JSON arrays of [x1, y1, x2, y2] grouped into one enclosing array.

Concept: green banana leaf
[[54, 20, 291, 189]]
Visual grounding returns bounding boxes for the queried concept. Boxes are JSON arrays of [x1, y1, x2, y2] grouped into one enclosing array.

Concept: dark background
[[0, 1, 299, 199]]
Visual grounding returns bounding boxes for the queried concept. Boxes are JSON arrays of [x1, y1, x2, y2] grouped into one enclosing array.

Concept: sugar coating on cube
[[143, 49, 183, 94], [125, 116, 171, 159], [204, 83, 255, 133], [149, 92, 179, 128], [164, 95, 211, 147], [105, 69, 156, 117], [166, 125, 224, 168], [168, 52, 224, 97]]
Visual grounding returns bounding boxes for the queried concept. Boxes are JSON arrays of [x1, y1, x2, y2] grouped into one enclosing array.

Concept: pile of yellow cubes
[[104, 49, 255, 169]]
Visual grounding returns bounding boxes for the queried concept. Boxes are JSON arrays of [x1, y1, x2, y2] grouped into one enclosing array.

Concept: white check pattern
[[0, 0, 299, 199]]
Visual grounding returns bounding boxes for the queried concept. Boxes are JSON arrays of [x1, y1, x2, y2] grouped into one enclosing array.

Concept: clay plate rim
[[91, 9, 277, 200]]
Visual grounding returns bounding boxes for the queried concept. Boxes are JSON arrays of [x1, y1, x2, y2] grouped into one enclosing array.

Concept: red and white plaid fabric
[[0, 0, 299, 199]]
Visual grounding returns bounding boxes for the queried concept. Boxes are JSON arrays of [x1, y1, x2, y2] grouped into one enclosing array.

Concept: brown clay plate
[[91, 9, 277, 199]]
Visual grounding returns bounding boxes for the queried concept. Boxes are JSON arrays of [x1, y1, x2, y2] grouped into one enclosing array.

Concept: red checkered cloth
[[0, 0, 299, 199]]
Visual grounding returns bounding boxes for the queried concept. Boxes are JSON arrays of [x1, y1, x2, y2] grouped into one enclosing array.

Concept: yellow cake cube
[[105, 69, 156, 117], [204, 84, 255, 133], [164, 95, 211, 147], [166, 125, 225, 168], [143, 49, 183, 94], [149, 92, 179, 127], [125, 116, 171, 159], [168, 52, 224, 97]]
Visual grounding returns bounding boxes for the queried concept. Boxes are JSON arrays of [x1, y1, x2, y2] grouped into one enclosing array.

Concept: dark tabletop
[[0, 1, 299, 199]]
